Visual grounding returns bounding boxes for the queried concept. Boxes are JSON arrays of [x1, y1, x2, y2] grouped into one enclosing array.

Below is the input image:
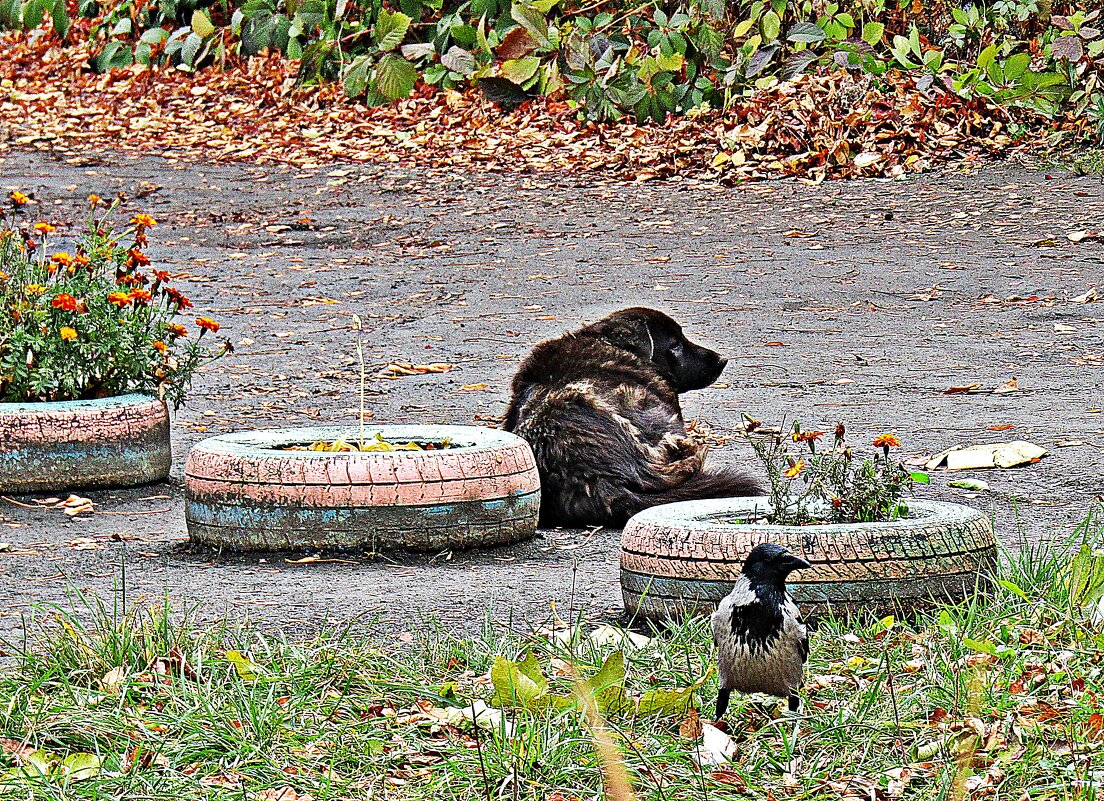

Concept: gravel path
[[1, 148, 1102, 641]]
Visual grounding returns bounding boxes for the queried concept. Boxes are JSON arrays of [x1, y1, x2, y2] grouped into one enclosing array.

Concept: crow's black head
[[741, 544, 811, 588]]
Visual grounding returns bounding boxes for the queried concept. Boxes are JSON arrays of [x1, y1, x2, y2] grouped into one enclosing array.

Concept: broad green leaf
[[21, 750, 53, 777], [786, 21, 825, 42], [374, 53, 417, 99], [580, 651, 630, 715], [636, 671, 709, 717], [861, 21, 883, 45], [949, 478, 988, 491], [909, 471, 931, 484], [760, 9, 780, 41], [60, 753, 101, 782], [343, 55, 372, 97], [373, 8, 411, 51], [491, 652, 549, 708], [870, 615, 895, 635], [1004, 51, 1030, 80], [191, 8, 215, 38], [50, 0, 70, 37], [500, 56, 540, 84], [225, 650, 260, 680], [441, 45, 475, 74], [655, 51, 684, 72], [733, 16, 756, 38], [962, 637, 996, 655], [530, 0, 558, 11], [977, 42, 998, 70], [510, 1, 549, 47]]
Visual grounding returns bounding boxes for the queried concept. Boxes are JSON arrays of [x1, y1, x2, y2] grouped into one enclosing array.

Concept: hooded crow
[[711, 543, 811, 719]]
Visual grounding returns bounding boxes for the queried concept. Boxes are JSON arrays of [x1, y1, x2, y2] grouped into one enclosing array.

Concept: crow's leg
[[715, 689, 731, 721]]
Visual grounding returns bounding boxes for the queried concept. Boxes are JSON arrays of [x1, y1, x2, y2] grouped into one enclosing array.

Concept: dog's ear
[[588, 312, 656, 361]]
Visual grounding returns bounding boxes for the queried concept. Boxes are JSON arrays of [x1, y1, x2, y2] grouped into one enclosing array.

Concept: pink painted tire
[[0, 394, 171, 493], [621, 497, 997, 620], [185, 425, 541, 551]]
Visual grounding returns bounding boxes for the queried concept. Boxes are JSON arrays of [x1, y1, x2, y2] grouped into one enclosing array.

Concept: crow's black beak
[[786, 554, 812, 571]]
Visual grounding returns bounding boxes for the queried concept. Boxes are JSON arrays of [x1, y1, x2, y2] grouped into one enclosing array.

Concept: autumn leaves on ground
[[4, 504, 1104, 799], [0, 23, 1065, 182]]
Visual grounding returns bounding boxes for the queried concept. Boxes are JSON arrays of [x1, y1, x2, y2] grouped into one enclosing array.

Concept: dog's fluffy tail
[[641, 466, 763, 506]]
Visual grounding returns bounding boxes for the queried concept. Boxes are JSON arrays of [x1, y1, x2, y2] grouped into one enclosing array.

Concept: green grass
[[3, 504, 1104, 800], [1049, 147, 1104, 176]]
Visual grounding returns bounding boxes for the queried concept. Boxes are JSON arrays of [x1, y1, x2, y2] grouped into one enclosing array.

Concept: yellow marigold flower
[[872, 434, 901, 449], [0, 271, 8, 281], [107, 291, 131, 307], [131, 214, 157, 228], [59, 326, 78, 341], [152, 340, 168, 354], [51, 252, 73, 266], [9, 191, 29, 207], [783, 458, 807, 479], [24, 284, 45, 296], [34, 222, 56, 234]]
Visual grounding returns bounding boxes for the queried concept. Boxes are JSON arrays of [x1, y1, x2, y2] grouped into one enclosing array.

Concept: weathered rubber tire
[[621, 497, 997, 620], [0, 394, 171, 493], [185, 425, 540, 552]]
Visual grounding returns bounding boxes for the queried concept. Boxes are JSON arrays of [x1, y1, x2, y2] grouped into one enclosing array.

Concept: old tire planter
[[621, 497, 997, 620], [0, 394, 171, 493], [185, 425, 541, 552]]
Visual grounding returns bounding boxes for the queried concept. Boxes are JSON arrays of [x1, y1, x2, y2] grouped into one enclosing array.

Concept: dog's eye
[[670, 342, 683, 354]]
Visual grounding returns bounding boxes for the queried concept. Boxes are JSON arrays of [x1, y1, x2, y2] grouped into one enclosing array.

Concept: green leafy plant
[[743, 416, 929, 525], [0, 192, 230, 407]]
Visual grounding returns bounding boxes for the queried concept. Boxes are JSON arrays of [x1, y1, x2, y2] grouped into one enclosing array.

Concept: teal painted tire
[[185, 425, 541, 552], [621, 497, 997, 620], [0, 394, 171, 493]]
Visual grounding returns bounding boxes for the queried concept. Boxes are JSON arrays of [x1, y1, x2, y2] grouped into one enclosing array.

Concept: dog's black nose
[[718, 357, 729, 370]]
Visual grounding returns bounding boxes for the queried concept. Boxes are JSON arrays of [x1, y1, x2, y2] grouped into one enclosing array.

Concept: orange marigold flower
[[127, 249, 151, 268], [166, 323, 188, 338], [88, 194, 103, 206], [51, 252, 73, 267], [165, 288, 192, 309], [59, 326, 78, 341], [783, 458, 807, 479], [9, 191, 29, 207], [0, 271, 8, 282], [872, 434, 901, 449], [107, 291, 131, 307], [128, 289, 153, 304], [152, 340, 168, 354], [52, 294, 79, 312], [74, 254, 90, 268], [131, 214, 157, 228], [792, 431, 824, 444], [196, 317, 220, 333], [34, 222, 56, 234], [152, 269, 171, 282]]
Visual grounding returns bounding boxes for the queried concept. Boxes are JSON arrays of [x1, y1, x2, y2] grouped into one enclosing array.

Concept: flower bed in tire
[[185, 425, 541, 552], [621, 497, 997, 620], [0, 394, 171, 493]]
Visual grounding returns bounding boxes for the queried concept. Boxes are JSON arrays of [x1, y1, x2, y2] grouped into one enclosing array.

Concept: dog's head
[[585, 307, 728, 392]]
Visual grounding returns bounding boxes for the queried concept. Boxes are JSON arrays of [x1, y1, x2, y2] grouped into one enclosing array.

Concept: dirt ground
[[1, 147, 1102, 642]]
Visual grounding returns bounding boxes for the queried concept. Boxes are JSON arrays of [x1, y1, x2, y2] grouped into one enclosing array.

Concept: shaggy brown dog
[[503, 308, 762, 527]]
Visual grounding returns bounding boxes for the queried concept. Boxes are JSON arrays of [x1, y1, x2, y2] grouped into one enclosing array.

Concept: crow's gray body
[[711, 569, 808, 717]]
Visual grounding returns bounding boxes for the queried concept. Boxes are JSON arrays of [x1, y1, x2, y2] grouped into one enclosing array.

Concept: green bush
[[0, 193, 230, 406]]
